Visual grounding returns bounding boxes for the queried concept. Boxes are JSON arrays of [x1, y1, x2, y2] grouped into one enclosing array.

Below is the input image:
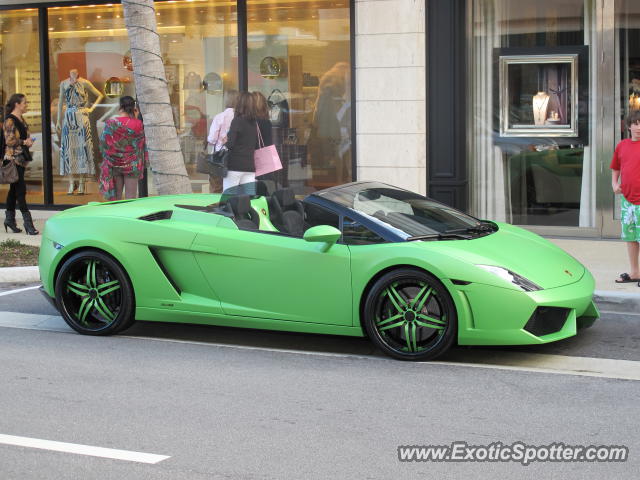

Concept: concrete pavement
[[1, 209, 639, 312]]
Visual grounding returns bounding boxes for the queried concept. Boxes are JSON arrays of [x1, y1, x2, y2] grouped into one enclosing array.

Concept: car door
[[191, 210, 352, 326]]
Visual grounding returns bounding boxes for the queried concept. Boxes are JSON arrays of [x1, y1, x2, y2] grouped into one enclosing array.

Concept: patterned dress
[[59, 79, 95, 176], [99, 116, 147, 201]]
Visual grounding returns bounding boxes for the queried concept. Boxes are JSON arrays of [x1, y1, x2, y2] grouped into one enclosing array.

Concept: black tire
[[363, 268, 457, 361], [55, 250, 135, 335]]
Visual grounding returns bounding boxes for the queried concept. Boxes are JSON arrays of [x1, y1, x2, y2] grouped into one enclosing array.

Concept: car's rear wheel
[[363, 269, 457, 361], [55, 250, 134, 335]]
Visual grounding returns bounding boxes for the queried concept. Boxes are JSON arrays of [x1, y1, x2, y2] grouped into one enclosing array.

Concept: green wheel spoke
[[97, 280, 119, 292], [410, 322, 418, 352], [403, 322, 413, 352], [415, 319, 445, 331], [98, 284, 121, 297], [67, 280, 89, 293], [85, 260, 98, 288], [385, 285, 408, 313], [411, 286, 433, 311], [67, 284, 89, 297], [77, 297, 95, 325], [378, 319, 406, 332], [94, 297, 116, 322], [417, 313, 446, 325], [376, 313, 403, 327]]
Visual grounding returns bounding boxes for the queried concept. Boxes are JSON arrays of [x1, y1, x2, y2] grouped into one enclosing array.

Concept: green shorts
[[621, 196, 640, 242]]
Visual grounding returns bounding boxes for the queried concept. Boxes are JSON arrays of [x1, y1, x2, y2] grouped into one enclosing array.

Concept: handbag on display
[[254, 124, 282, 177], [267, 89, 290, 127], [183, 72, 202, 90], [0, 158, 19, 184]]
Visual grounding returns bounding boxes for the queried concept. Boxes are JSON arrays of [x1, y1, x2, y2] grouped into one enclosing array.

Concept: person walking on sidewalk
[[3, 93, 39, 235], [611, 110, 640, 284]]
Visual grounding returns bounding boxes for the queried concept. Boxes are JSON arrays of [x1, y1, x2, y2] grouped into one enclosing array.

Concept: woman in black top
[[252, 91, 273, 148], [224, 91, 258, 191], [3, 93, 38, 235]]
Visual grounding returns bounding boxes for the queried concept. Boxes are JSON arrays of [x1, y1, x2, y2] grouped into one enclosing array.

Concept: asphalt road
[[1, 284, 639, 479]]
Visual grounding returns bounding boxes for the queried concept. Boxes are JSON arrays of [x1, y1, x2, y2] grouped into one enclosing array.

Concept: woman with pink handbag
[[224, 92, 258, 191], [252, 91, 282, 178]]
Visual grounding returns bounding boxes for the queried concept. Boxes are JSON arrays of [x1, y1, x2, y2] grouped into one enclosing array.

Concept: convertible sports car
[[38, 181, 599, 361]]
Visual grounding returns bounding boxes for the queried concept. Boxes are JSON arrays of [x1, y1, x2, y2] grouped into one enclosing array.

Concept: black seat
[[270, 188, 304, 236], [227, 195, 260, 230]]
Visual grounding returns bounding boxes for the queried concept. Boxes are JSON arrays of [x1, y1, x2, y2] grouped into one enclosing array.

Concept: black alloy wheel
[[55, 250, 135, 335], [363, 269, 457, 360]]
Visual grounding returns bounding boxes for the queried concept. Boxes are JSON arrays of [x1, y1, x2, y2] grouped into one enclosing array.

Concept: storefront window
[[469, 0, 590, 228], [48, 0, 237, 204], [0, 9, 43, 204], [615, 0, 640, 222], [247, 0, 352, 194], [48, 4, 134, 204]]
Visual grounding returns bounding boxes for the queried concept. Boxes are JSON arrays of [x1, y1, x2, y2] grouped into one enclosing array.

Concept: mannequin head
[[69, 69, 79, 83]]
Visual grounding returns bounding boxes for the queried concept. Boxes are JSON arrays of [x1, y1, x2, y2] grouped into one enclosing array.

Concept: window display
[[247, 0, 352, 193], [57, 68, 104, 194], [48, 0, 238, 203], [0, 9, 43, 205], [498, 53, 579, 137]]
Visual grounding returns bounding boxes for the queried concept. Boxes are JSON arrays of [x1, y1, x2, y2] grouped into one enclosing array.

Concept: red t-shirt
[[610, 138, 640, 205]]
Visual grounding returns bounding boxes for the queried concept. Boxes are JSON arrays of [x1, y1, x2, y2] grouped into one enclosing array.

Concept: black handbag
[[196, 147, 229, 177], [0, 158, 18, 184]]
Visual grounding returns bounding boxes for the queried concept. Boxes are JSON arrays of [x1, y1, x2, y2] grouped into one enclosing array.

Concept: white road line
[[1, 311, 640, 381], [0, 285, 40, 297], [0, 434, 170, 464]]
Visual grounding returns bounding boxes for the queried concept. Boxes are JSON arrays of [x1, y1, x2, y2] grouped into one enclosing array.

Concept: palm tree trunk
[[122, 0, 192, 195]]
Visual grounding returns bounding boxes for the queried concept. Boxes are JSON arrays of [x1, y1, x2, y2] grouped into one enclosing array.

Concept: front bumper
[[453, 269, 598, 346]]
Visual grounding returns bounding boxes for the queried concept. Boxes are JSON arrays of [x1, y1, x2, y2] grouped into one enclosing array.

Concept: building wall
[[355, 0, 426, 194]]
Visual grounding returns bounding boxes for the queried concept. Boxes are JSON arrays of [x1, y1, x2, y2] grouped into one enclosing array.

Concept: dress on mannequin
[[532, 91, 550, 126], [57, 70, 104, 193]]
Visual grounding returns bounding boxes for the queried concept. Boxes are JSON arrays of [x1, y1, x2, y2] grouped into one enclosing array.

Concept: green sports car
[[38, 182, 599, 361]]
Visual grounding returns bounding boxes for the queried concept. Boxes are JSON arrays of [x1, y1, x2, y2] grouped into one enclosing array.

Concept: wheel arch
[[358, 264, 443, 333], [53, 246, 133, 300]]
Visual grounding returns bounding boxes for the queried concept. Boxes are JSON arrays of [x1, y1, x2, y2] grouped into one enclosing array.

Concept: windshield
[[316, 183, 492, 239]]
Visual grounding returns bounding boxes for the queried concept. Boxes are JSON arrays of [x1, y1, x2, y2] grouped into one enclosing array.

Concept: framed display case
[[498, 53, 579, 137]]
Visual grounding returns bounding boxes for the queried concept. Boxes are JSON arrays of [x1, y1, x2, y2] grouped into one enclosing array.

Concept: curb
[[0, 266, 40, 283], [593, 290, 640, 315]]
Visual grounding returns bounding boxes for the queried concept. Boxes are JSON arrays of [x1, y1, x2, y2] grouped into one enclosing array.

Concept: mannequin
[[532, 91, 550, 126], [57, 69, 104, 194]]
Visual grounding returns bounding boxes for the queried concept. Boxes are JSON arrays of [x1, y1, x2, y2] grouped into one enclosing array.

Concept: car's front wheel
[[55, 250, 135, 335], [363, 269, 457, 361]]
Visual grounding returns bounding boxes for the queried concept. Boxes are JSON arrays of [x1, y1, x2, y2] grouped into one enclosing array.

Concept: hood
[[422, 223, 585, 289]]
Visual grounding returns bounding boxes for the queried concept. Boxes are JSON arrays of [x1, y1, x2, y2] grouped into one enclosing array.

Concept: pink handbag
[[254, 124, 282, 177]]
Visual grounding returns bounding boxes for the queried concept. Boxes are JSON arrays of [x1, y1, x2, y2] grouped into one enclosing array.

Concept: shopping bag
[[254, 125, 282, 177]]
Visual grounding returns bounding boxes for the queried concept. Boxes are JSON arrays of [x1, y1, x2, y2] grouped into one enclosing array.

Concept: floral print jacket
[[99, 116, 148, 200]]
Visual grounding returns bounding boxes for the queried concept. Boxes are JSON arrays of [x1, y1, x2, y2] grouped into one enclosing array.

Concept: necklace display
[[532, 91, 550, 125]]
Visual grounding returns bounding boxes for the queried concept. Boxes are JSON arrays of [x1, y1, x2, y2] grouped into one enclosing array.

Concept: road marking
[[0, 285, 40, 297], [0, 434, 170, 464], [1, 311, 640, 381]]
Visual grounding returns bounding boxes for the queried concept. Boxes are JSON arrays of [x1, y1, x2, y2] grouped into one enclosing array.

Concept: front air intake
[[523, 307, 570, 337], [139, 210, 173, 221]]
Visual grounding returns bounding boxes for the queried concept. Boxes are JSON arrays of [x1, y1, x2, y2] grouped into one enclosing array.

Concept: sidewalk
[[1, 210, 639, 311]]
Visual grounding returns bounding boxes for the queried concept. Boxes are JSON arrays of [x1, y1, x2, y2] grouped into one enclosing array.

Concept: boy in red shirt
[[611, 111, 640, 284]]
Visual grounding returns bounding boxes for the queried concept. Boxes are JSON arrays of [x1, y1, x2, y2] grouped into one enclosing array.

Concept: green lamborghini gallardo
[[38, 182, 599, 361]]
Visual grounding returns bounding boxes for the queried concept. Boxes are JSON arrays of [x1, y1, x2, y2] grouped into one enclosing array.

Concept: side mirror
[[303, 225, 342, 252]]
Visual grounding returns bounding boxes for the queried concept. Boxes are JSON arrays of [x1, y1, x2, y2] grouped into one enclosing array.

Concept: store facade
[[1, 0, 358, 207], [2, 0, 632, 239], [429, 0, 634, 238]]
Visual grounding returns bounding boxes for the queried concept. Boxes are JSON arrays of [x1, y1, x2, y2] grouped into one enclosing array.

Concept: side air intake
[[139, 210, 173, 221]]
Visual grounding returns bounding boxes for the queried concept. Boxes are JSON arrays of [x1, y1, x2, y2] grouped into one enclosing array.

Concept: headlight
[[476, 264, 542, 291]]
